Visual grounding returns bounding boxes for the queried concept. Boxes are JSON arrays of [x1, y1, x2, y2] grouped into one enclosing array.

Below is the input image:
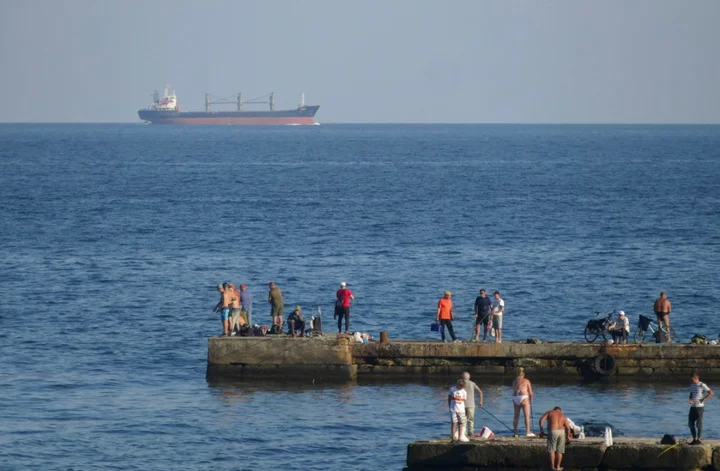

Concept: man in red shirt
[[437, 290, 458, 342], [336, 281, 355, 334]]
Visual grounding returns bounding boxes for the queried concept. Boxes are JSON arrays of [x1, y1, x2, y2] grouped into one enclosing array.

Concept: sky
[[1, 0, 719, 123]]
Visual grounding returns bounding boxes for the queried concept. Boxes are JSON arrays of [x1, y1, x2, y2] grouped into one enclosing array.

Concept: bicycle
[[584, 312, 615, 343], [633, 314, 677, 344]]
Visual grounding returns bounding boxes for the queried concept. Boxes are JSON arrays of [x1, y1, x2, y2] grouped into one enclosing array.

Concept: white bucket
[[479, 426, 494, 439]]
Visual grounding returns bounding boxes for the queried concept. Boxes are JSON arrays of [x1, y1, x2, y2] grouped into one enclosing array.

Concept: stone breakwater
[[207, 336, 720, 381], [405, 437, 720, 470]]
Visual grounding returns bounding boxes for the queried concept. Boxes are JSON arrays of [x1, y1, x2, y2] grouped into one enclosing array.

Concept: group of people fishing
[[446, 368, 713, 471], [212, 281, 354, 337]]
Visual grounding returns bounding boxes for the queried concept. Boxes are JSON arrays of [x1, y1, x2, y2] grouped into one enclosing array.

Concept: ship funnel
[[299, 93, 305, 108]]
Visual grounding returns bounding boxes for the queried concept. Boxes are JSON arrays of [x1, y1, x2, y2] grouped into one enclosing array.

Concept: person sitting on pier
[[608, 310, 629, 344], [288, 305, 306, 338], [512, 368, 535, 437], [448, 379, 469, 442], [538, 407, 573, 471]]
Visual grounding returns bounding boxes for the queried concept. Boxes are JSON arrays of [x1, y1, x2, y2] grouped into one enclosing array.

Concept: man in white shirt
[[491, 291, 505, 344], [689, 374, 713, 445], [448, 379, 469, 442], [461, 372, 484, 438], [609, 311, 630, 344]]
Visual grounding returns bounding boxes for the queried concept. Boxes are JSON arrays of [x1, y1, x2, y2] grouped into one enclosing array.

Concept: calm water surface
[[1, 124, 719, 470]]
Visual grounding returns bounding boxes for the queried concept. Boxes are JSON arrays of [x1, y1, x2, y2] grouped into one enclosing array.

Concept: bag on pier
[[660, 434, 677, 445], [269, 324, 282, 335], [526, 338, 542, 344], [691, 334, 708, 345], [239, 325, 251, 337]]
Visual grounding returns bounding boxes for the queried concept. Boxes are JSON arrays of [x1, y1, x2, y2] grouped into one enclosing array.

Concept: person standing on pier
[[239, 284, 252, 326], [473, 289, 493, 342], [461, 372, 484, 438], [654, 291, 672, 330], [689, 373, 713, 445], [448, 379, 469, 442], [437, 291, 458, 343], [268, 282, 284, 329], [212, 283, 232, 336], [228, 283, 245, 335], [491, 291, 505, 344], [538, 407, 573, 471], [336, 281, 355, 334], [512, 367, 535, 437]]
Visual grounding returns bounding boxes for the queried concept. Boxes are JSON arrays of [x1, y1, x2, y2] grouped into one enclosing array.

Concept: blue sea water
[[0, 124, 719, 470]]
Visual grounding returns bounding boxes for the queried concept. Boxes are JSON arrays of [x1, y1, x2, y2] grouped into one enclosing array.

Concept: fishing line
[[480, 407, 514, 434]]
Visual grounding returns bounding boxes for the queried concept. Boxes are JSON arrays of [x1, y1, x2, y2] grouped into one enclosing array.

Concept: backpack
[[691, 334, 708, 345], [239, 325, 251, 337], [660, 434, 676, 445], [253, 325, 268, 337]]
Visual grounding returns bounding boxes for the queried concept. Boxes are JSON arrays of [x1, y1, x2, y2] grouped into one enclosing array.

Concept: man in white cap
[[609, 311, 630, 344], [336, 281, 355, 334]]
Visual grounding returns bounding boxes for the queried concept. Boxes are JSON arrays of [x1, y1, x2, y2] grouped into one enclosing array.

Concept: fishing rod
[[479, 407, 514, 434]]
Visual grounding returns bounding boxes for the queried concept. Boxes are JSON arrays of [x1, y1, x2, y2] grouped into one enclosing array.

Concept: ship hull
[[138, 105, 319, 125]]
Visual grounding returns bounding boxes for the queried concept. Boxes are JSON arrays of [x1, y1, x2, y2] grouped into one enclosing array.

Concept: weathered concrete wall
[[207, 337, 720, 379], [353, 341, 720, 377], [206, 336, 356, 380], [405, 437, 718, 470]]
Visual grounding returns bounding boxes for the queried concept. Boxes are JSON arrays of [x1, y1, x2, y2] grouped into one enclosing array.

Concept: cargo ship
[[138, 85, 320, 125]]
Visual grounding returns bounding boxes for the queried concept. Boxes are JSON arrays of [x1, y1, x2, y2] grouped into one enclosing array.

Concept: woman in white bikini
[[512, 367, 535, 437]]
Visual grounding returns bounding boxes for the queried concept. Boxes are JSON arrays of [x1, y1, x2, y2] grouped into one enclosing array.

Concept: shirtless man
[[212, 283, 233, 336], [654, 291, 672, 330], [512, 367, 535, 437], [227, 284, 245, 335], [539, 407, 573, 471]]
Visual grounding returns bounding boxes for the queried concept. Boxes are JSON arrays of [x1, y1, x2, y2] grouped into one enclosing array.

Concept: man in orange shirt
[[437, 290, 459, 343]]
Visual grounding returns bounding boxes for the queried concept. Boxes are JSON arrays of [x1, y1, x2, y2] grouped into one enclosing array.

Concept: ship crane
[[205, 92, 275, 111]]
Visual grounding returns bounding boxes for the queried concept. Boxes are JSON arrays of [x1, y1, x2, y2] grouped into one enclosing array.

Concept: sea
[[0, 123, 719, 470]]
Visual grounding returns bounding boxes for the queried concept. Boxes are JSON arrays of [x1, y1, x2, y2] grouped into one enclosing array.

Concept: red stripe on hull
[[145, 117, 316, 125]]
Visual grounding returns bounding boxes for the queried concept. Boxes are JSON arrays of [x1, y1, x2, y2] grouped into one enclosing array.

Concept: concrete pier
[[207, 336, 720, 380], [405, 437, 720, 470]]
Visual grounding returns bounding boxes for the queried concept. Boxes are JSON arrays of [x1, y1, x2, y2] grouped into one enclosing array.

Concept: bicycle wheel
[[599, 328, 608, 341], [585, 326, 599, 343], [633, 328, 648, 344]]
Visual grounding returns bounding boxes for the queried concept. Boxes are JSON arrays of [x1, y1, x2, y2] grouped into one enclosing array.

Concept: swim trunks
[[512, 395, 528, 406], [492, 316, 503, 329], [220, 308, 230, 321], [547, 429, 565, 453]]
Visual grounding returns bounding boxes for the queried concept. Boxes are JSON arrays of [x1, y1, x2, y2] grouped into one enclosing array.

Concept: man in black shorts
[[473, 289, 492, 342]]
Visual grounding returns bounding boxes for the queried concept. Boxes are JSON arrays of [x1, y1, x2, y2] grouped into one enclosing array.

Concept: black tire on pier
[[584, 326, 599, 343], [593, 354, 616, 376], [633, 328, 647, 344]]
